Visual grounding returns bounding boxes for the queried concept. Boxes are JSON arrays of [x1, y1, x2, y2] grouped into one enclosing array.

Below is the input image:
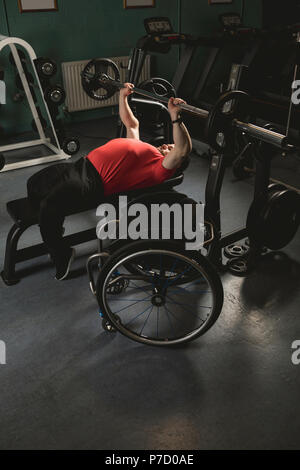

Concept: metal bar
[[15, 228, 97, 264], [9, 44, 46, 140], [0, 139, 46, 152], [0, 154, 69, 173], [172, 43, 195, 91], [193, 47, 220, 101], [220, 228, 248, 248], [234, 120, 288, 148]]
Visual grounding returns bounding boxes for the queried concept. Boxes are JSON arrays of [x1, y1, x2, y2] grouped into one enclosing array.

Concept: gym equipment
[[247, 185, 300, 250], [9, 49, 26, 66], [44, 84, 66, 106], [16, 73, 66, 106], [81, 58, 120, 101], [219, 12, 243, 31], [31, 107, 47, 132], [0, 34, 68, 172], [137, 77, 176, 99], [34, 57, 57, 79], [95, 240, 223, 346], [224, 243, 249, 259], [1, 174, 183, 286], [133, 77, 176, 133], [61, 137, 80, 156], [81, 61, 293, 151]]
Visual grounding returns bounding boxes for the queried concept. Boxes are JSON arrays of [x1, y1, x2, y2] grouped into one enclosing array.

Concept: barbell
[[81, 58, 293, 153]]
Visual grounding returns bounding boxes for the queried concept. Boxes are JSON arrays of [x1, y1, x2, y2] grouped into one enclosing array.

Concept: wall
[[0, 0, 178, 134], [178, 0, 262, 97], [0, 0, 262, 135]]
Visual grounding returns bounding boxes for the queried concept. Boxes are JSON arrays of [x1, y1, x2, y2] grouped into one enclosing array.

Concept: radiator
[[62, 55, 151, 113]]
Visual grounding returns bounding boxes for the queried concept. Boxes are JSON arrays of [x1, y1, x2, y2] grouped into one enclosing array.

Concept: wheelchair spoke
[[139, 306, 154, 336], [112, 294, 152, 314], [126, 304, 153, 327], [165, 294, 209, 323]]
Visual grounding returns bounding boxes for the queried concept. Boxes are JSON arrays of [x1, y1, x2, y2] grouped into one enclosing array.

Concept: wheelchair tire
[[96, 240, 223, 347]]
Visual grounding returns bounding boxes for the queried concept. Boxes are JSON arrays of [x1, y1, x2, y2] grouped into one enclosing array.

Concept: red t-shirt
[[86, 138, 175, 196]]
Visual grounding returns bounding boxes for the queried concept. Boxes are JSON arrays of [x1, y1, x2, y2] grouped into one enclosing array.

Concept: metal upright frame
[[0, 34, 69, 172]]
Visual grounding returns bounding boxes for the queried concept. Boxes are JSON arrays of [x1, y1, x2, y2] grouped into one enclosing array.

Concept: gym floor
[[0, 118, 300, 450]]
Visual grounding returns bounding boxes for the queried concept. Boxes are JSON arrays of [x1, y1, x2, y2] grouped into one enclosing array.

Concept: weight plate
[[224, 244, 249, 259], [268, 183, 287, 192], [62, 138, 80, 155], [262, 190, 300, 250], [35, 57, 57, 79], [226, 257, 249, 276], [44, 84, 66, 105], [205, 90, 250, 153], [137, 77, 176, 99], [247, 187, 300, 250], [81, 58, 120, 101]]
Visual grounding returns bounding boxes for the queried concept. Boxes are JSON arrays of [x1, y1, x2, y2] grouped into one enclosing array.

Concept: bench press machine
[[1, 174, 184, 286]]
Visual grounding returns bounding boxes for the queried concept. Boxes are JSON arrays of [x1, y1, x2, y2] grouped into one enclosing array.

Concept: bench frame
[[1, 175, 184, 286]]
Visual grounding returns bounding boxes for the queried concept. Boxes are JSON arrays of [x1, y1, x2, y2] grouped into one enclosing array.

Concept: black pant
[[27, 158, 104, 261]]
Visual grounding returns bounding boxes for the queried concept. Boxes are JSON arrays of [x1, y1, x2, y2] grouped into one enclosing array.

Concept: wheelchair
[[86, 174, 224, 347]]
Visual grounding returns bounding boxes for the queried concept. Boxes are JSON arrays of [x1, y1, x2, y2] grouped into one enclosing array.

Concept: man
[[27, 83, 192, 280]]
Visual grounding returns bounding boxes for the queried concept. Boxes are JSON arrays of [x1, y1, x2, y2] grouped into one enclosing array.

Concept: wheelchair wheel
[[96, 240, 223, 346]]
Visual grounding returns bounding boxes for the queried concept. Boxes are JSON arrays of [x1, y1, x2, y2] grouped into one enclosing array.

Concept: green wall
[[0, 0, 262, 135]]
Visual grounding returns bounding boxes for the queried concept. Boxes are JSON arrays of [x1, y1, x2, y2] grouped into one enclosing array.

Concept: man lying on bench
[[27, 83, 192, 281]]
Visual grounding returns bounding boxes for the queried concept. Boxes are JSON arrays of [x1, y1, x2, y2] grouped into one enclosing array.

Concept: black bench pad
[[7, 174, 184, 226]]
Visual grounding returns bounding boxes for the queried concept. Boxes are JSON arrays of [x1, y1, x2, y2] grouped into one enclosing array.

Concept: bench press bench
[[1, 173, 184, 286]]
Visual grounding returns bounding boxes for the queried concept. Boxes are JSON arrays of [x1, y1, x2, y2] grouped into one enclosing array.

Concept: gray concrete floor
[[0, 118, 300, 450]]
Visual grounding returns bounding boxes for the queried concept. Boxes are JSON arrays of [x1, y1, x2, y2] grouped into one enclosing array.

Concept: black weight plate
[[81, 58, 120, 101], [62, 138, 80, 155], [226, 257, 249, 276], [205, 90, 250, 153], [246, 189, 273, 248], [247, 188, 300, 250], [268, 183, 286, 192], [137, 77, 176, 99], [224, 244, 249, 259], [44, 84, 66, 105], [35, 57, 57, 79], [261, 190, 300, 250]]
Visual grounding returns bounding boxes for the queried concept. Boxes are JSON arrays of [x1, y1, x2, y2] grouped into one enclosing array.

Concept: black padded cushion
[[6, 174, 184, 226], [7, 198, 38, 226]]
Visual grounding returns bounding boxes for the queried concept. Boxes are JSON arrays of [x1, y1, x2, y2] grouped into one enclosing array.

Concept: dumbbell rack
[[0, 34, 69, 172]]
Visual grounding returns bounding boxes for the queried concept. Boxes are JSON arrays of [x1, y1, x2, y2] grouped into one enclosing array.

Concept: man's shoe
[[55, 248, 75, 281]]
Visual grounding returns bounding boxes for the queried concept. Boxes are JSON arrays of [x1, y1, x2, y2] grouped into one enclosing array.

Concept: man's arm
[[119, 83, 140, 140], [162, 97, 192, 170]]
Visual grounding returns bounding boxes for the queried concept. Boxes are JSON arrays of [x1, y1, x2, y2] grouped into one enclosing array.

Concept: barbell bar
[[81, 59, 295, 153]]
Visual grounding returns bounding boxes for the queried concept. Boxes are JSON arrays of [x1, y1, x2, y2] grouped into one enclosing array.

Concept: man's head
[[157, 143, 190, 174]]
